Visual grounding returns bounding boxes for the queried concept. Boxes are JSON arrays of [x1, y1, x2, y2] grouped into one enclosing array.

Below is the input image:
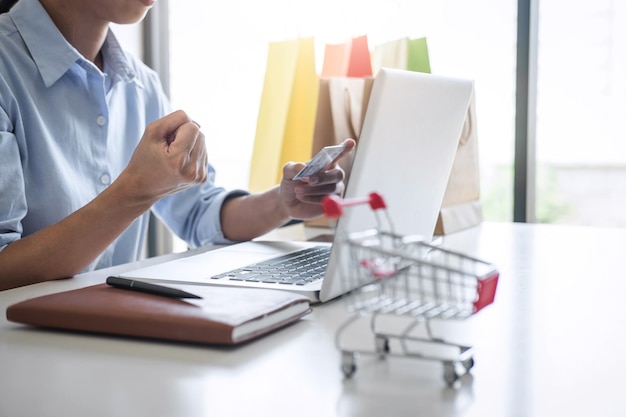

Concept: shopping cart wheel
[[375, 335, 390, 358], [461, 357, 475, 372], [443, 361, 459, 387], [341, 351, 357, 378]]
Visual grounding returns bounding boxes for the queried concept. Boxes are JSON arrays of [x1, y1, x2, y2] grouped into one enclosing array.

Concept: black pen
[[106, 276, 203, 299]]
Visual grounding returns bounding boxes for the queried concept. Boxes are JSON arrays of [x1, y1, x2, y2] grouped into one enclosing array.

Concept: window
[[535, 0, 626, 226]]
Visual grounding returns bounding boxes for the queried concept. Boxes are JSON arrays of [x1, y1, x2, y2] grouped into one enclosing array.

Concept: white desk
[[1, 222, 626, 417]]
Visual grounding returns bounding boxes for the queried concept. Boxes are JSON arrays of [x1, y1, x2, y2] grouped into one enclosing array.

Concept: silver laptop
[[118, 68, 474, 303]]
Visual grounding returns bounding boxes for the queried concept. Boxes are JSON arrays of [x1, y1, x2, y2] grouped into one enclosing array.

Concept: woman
[[0, 0, 354, 290]]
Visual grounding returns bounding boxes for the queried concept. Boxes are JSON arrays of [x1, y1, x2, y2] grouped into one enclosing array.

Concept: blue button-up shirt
[[0, 0, 247, 271]]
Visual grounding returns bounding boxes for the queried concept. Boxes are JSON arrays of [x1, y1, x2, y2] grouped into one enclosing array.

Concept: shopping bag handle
[[322, 192, 387, 218]]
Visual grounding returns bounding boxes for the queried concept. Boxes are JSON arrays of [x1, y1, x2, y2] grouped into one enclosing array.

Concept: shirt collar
[[101, 30, 138, 85], [10, 0, 137, 87]]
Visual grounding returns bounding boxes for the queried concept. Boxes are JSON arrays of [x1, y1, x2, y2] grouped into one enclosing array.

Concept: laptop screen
[[320, 68, 474, 302]]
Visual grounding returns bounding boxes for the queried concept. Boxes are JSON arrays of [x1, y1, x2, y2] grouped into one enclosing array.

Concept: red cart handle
[[322, 192, 387, 218]]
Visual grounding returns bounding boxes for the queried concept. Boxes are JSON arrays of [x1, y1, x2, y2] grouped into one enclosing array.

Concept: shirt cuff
[[204, 189, 250, 245]]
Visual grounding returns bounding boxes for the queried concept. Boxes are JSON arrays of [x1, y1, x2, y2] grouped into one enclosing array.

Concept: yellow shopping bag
[[249, 37, 319, 192]]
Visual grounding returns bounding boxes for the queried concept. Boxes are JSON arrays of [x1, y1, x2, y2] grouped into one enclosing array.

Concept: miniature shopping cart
[[322, 192, 499, 387]]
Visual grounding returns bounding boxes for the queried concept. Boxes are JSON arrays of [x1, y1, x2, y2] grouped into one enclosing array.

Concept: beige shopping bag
[[313, 77, 374, 181], [304, 77, 374, 227], [434, 92, 483, 235]]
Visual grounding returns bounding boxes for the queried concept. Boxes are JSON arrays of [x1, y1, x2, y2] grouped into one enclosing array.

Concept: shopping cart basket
[[322, 192, 499, 387]]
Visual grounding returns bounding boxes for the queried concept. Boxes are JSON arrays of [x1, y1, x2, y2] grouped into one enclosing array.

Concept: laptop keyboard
[[211, 246, 330, 286]]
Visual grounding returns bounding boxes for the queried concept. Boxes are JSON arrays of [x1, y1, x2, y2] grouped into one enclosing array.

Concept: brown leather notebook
[[6, 283, 311, 345]]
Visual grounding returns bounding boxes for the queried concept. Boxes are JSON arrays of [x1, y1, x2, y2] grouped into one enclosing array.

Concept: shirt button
[[100, 174, 111, 185], [96, 115, 106, 126]]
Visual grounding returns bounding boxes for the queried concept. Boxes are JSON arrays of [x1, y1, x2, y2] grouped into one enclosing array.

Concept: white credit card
[[293, 143, 347, 180]]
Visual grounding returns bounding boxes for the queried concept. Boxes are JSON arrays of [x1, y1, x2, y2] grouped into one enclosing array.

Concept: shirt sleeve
[[0, 110, 26, 252], [151, 164, 250, 248]]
